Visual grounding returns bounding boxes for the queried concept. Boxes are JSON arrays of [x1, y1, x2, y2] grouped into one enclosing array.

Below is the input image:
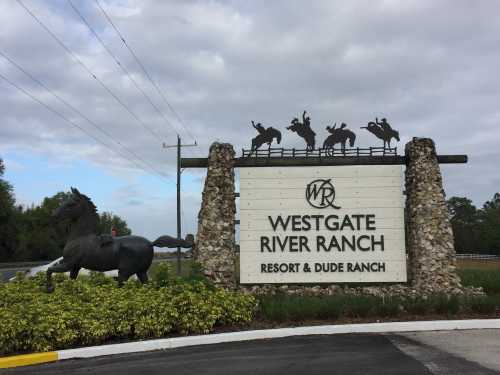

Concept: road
[[0, 258, 176, 282], [2, 331, 499, 374]]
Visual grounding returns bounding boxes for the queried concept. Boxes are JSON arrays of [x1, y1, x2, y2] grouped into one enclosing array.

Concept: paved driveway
[[2, 331, 499, 375]]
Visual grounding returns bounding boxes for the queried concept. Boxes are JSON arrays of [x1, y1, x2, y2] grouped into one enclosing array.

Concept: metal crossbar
[[241, 146, 397, 158]]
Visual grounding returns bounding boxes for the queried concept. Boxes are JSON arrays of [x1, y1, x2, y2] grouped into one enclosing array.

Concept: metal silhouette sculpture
[[250, 120, 282, 153], [323, 123, 356, 155], [46, 188, 194, 292], [287, 110, 316, 151], [361, 118, 400, 148]]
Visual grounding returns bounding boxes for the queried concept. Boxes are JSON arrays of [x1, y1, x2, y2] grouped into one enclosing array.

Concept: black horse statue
[[287, 111, 316, 150], [323, 123, 356, 155], [361, 118, 400, 148], [250, 120, 282, 153], [46, 188, 194, 292]]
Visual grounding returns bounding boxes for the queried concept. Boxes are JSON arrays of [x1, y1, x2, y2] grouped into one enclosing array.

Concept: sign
[[239, 165, 407, 283]]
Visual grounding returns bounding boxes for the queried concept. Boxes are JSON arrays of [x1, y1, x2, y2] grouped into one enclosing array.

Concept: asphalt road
[[2, 332, 498, 375]]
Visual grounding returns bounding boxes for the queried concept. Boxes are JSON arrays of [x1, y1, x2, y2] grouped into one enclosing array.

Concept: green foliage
[[458, 269, 500, 294], [0, 274, 256, 355], [0, 158, 18, 261], [258, 293, 500, 323], [448, 193, 500, 255], [150, 261, 174, 288], [98, 212, 131, 236]]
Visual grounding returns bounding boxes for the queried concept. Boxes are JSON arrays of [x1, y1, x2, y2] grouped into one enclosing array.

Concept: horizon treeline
[[1, 157, 500, 261]]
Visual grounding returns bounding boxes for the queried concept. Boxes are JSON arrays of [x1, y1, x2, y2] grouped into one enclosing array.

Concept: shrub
[[459, 269, 500, 295], [150, 261, 174, 288], [467, 295, 499, 314], [0, 274, 256, 356]]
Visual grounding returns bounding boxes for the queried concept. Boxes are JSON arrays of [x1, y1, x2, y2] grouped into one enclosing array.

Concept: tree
[[13, 192, 71, 261], [480, 193, 500, 255], [98, 211, 132, 236], [447, 196, 479, 253], [0, 158, 18, 261]]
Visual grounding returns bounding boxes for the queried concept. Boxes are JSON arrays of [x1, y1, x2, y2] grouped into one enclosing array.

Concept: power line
[[94, 0, 198, 144], [0, 49, 168, 180], [67, 0, 178, 140], [0, 71, 170, 181], [16, 0, 165, 143]]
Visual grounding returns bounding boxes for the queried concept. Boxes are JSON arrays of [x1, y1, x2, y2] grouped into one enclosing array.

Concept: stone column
[[195, 142, 236, 287], [405, 137, 462, 294]]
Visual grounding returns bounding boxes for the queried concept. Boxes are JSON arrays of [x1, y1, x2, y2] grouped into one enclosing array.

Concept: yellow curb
[[0, 352, 58, 368]]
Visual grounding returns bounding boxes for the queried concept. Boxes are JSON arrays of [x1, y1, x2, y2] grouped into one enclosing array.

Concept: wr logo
[[305, 179, 341, 209]]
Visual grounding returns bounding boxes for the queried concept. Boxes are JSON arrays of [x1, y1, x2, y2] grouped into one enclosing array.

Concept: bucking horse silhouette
[[250, 121, 282, 153], [361, 118, 400, 148], [323, 123, 356, 155], [287, 111, 316, 151]]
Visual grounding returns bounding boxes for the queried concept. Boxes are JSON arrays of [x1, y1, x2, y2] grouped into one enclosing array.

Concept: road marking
[[0, 352, 58, 368]]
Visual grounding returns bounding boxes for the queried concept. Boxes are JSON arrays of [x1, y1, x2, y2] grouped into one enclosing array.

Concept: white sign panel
[[239, 165, 407, 283]]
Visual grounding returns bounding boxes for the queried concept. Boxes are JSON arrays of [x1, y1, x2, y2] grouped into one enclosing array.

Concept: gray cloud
[[1, 0, 499, 238]]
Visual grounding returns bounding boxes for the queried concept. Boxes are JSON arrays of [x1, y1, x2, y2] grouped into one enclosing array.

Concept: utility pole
[[163, 135, 197, 275]]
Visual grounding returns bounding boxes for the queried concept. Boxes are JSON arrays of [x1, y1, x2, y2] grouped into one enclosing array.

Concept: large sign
[[239, 165, 407, 283]]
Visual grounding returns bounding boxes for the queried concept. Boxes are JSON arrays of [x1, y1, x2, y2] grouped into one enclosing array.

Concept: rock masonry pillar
[[195, 142, 236, 287], [405, 137, 462, 294]]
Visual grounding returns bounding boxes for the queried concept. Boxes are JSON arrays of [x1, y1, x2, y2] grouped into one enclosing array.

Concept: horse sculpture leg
[[46, 260, 74, 293], [136, 271, 148, 284], [117, 270, 133, 287], [69, 267, 81, 280]]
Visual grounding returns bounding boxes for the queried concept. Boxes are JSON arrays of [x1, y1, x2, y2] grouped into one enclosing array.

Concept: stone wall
[[195, 142, 236, 287], [405, 137, 462, 294]]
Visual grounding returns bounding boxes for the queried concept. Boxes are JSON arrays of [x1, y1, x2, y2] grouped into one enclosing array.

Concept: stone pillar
[[405, 138, 462, 294], [195, 142, 236, 287]]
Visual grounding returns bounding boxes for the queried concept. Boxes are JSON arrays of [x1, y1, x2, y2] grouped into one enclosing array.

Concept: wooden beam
[[181, 155, 467, 168]]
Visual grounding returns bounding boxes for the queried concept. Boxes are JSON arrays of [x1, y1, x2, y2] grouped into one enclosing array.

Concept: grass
[[457, 259, 500, 271], [257, 293, 500, 323], [149, 259, 193, 278], [458, 268, 500, 295]]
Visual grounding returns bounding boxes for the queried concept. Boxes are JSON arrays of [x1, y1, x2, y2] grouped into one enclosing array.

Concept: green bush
[[459, 269, 500, 295], [0, 273, 256, 355], [150, 261, 174, 288], [466, 295, 500, 314], [258, 292, 500, 323]]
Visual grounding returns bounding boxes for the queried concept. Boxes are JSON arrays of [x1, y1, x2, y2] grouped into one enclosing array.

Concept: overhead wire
[[0, 49, 169, 180], [0, 71, 170, 181], [16, 0, 165, 143], [93, 0, 200, 147], [67, 0, 178, 141]]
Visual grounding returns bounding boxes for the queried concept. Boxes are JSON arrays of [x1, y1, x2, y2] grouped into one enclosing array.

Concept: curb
[[2, 319, 500, 368]]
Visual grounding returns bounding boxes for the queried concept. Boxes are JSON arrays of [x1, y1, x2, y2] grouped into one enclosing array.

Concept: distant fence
[[242, 146, 398, 158], [456, 254, 500, 260]]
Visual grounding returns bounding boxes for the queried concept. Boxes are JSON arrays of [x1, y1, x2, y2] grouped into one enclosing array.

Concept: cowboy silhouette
[[250, 121, 282, 153], [252, 120, 266, 135], [375, 117, 393, 133], [287, 110, 316, 151], [323, 123, 356, 154], [361, 118, 400, 148]]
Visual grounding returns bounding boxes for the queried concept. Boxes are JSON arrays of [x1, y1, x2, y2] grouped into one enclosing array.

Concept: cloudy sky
[[1, 0, 499, 241]]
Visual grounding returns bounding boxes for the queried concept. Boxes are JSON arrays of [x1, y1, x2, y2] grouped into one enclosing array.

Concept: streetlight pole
[[163, 135, 197, 275]]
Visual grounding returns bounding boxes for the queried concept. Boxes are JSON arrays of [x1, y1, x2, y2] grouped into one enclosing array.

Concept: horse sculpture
[[323, 123, 356, 155], [361, 118, 400, 148], [250, 120, 282, 153], [287, 110, 316, 151], [46, 188, 194, 292]]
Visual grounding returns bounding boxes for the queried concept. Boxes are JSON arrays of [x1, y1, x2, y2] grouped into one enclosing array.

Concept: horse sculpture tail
[[152, 235, 194, 249], [275, 129, 282, 144], [348, 131, 356, 147]]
